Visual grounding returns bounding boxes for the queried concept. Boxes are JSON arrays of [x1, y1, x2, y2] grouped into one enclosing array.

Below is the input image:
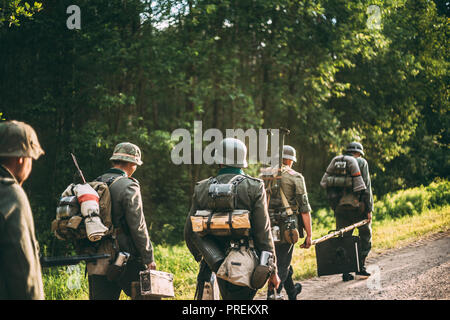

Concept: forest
[[0, 0, 448, 256]]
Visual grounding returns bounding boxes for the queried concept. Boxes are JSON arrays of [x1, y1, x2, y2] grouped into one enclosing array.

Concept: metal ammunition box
[[139, 270, 175, 298], [315, 236, 361, 276]]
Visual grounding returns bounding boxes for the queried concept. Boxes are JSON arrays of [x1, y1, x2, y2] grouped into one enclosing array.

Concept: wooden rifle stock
[[311, 219, 370, 246]]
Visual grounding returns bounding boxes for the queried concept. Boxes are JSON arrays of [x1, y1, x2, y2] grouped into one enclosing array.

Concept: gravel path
[[258, 231, 450, 300]]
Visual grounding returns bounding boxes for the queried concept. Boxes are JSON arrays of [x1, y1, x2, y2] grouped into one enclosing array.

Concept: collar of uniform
[[217, 166, 244, 176], [0, 164, 18, 184], [344, 152, 360, 158], [105, 167, 128, 177]]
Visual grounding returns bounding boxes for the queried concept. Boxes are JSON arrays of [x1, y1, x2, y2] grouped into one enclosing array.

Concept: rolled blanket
[[320, 155, 366, 192], [74, 183, 108, 241]]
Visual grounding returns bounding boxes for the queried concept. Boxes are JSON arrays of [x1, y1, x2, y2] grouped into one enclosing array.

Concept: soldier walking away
[[88, 142, 156, 299], [261, 145, 313, 300], [0, 120, 45, 299], [320, 142, 373, 282], [185, 138, 281, 300]]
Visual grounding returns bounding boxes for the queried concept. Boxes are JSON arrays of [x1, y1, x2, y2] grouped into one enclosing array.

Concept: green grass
[[42, 179, 450, 299]]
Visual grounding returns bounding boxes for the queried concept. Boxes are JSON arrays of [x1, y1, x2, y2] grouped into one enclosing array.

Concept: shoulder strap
[[107, 175, 126, 187], [280, 187, 294, 216], [227, 174, 246, 185]]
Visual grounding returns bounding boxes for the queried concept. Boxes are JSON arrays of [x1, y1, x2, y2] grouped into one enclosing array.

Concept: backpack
[[259, 166, 301, 244], [190, 175, 251, 238], [51, 176, 124, 274], [321, 155, 366, 211]]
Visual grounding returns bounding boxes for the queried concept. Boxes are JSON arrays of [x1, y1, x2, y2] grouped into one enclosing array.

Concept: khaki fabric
[[0, 120, 44, 160], [0, 165, 44, 300], [191, 209, 251, 236], [262, 165, 312, 213], [216, 247, 258, 287]]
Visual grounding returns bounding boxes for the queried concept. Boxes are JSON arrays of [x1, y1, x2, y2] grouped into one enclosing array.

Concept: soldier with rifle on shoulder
[[260, 144, 313, 300]]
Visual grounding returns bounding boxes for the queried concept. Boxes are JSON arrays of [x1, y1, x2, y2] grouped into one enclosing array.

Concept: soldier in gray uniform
[[88, 142, 156, 299], [262, 145, 312, 300], [0, 120, 45, 299], [329, 142, 373, 281], [185, 138, 280, 300]]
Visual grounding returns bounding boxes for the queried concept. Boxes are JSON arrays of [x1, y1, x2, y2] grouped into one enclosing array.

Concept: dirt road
[[259, 231, 450, 300]]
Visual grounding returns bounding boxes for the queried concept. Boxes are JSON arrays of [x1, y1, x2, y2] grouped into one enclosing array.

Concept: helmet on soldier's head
[[345, 142, 364, 156], [0, 120, 45, 160], [110, 142, 143, 166], [282, 145, 297, 162], [213, 138, 248, 168]]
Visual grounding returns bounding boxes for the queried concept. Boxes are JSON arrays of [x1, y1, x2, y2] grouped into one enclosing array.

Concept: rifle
[[70, 152, 87, 184], [40, 254, 111, 268], [311, 219, 370, 246]]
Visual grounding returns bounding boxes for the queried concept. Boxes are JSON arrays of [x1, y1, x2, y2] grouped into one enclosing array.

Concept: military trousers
[[271, 242, 297, 297], [216, 278, 257, 300], [334, 208, 372, 266], [88, 259, 143, 300]]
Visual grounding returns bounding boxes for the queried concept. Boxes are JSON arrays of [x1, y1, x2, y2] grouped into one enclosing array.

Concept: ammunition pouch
[[269, 210, 300, 244]]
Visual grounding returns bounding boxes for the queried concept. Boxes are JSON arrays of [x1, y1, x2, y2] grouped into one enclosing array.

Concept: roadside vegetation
[[42, 179, 449, 300]]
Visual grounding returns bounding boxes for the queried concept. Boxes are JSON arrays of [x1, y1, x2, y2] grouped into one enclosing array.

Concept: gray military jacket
[[184, 167, 277, 272], [97, 168, 154, 266], [0, 165, 44, 299]]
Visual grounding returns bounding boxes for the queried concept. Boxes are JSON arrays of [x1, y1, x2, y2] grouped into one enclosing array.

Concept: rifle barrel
[[40, 254, 111, 268], [70, 153, 87, 184], [311, 219, 369, 246]]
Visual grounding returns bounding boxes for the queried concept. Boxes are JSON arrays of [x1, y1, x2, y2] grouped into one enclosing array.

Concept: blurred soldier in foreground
[[260, 145, 312, 300], [0, 120, 45, 299], [185, 138, 280, 300], [88, 142, 156, 299], [320, 142, 373, 281]]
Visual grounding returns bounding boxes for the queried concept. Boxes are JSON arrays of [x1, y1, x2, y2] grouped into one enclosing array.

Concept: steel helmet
[[0, 120, 44, 160], [345, 142, 365, 156], [282, 145, 297, 162], [110, 142, 143, 165], [213, 138, 248, 168]]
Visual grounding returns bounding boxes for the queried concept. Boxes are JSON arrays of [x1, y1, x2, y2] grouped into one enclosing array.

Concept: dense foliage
[[0, 0, 448, 250]]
